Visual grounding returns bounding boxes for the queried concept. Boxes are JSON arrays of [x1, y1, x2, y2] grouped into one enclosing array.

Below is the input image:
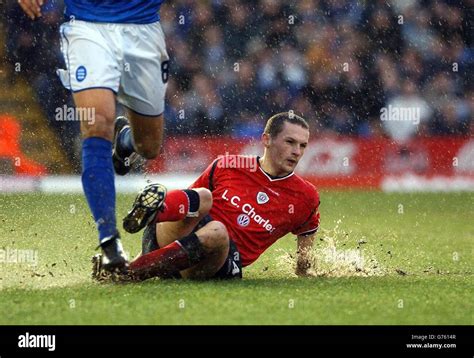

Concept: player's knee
[[81, 113, 115, 140], [199, 221, 229, 254], [195, 188, 212, 214]]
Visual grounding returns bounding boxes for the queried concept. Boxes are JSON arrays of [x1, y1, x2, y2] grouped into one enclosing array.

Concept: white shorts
[[58, 20, 169, 116]]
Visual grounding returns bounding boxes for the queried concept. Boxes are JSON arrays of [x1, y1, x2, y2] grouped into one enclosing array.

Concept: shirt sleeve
[[189, 158, 220, 191], [292, 186, 321, 236]]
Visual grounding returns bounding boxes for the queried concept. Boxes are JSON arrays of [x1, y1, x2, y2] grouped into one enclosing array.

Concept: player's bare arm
[[296, 233, 316, 277], [18, 0, 45, 20]]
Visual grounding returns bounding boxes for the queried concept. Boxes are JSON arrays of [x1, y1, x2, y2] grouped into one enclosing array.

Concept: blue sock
[[117, 127, 135, 158], [81, 137, 117, 244]]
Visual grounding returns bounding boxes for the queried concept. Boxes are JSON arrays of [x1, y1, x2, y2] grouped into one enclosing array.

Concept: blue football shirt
[[64, 0, 165, 24]]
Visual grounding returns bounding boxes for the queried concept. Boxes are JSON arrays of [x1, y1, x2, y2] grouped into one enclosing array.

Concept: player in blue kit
[[18, 0, 170, 272]]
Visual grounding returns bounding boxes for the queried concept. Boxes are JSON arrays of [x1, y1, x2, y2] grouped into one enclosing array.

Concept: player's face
[[267, 122, 310, 176]]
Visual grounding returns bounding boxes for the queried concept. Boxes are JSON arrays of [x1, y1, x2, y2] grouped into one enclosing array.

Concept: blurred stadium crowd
[[3, 0, 473, 147]]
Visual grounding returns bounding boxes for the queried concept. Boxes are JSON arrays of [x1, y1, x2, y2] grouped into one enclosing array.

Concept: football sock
[[116, 126, 135, 158], [130, 233, 204, 278], [142, 222, 159, 254], [81, 137, 118, 244], [156, 189, 200, 222]]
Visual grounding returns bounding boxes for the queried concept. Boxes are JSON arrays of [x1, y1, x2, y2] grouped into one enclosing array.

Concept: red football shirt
[[191, 156, 320, 267]]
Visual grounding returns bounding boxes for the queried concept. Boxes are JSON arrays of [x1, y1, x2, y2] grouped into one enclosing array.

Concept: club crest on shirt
[[76, 66, 87, 82], [257, 192, 269, 204]]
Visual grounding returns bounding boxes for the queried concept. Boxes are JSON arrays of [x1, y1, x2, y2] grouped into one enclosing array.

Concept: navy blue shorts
[[192, 215, 242, 280]]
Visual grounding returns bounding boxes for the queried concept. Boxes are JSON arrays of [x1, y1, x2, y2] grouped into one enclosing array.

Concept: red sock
[[156, 190, 189, 222], [130, 241, 190, 279], [129, 233, 204, 279]]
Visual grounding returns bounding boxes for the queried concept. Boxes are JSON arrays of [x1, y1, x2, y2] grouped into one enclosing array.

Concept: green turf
[[0, 191, 472, 324]]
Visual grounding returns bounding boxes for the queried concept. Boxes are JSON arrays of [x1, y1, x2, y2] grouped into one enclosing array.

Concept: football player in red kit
[[93, 112, 320, 281]]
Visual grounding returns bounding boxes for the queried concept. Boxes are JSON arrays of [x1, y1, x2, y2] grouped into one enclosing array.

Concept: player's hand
[[18, 0, 45, 20], [296, 261, 314, 277]]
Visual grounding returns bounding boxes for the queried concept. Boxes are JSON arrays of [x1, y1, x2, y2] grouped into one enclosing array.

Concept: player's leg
[[121, 112, 164, 159], [126, 187, 235, 280], [129, 220, 229, 280], [74, 89, 128, 270], [113, 21, 169, 175], [122, 184, 213, 252], [112, 112, 164, 174], [128, 111, 164, 159], [179, 221, 230, 279], [155, 188, 213, 248], [75, 89, 115, 140], [58, 20, 126, 270]]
